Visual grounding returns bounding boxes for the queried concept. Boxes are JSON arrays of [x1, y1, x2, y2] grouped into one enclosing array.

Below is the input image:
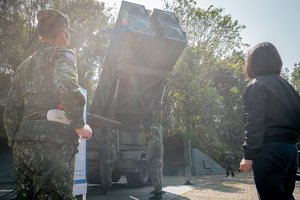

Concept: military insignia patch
[[64, 52, 76, 64]]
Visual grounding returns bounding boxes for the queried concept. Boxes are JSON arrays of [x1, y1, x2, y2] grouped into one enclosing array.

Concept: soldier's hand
[[75, 124, 93, 140], [239, 158, 253, 172]]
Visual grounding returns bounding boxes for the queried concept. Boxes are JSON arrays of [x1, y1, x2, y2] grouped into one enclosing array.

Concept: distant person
[[146, 126, 163, 200], [239, 42, 300, 200], [3, 9, 92, 199], [224, 151, 234, 177], [99, 131, 117, 195]]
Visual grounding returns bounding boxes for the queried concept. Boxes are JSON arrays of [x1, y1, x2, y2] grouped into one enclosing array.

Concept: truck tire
[[126, 167, 149, 187]]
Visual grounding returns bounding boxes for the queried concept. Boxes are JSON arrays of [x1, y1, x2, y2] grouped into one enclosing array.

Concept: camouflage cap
[[37, 9, 76, 33]]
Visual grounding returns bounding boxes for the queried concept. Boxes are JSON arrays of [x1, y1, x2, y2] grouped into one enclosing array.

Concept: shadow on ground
[[1, 174, 256, 200], [163, 173, 255, 195], [75, 182, 190, 200]]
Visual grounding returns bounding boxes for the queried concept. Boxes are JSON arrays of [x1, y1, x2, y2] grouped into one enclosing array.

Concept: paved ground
[[178, 173, 300, 200], [172, 173, 258, 200], [1, 172, 300, 199], [77, 172, 300, 200]]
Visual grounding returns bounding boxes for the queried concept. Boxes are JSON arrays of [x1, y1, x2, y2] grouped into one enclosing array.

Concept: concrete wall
[[191, 148, 225, 175], [163, 134, 225, 176]]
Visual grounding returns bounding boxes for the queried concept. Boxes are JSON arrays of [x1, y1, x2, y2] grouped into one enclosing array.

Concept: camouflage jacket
[[146, 137, 161, 167], [3, 43, 85, 147], [224, 155, 234, 165]]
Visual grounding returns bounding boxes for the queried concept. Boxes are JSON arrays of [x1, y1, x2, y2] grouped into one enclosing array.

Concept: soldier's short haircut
[[37, 21, 64, 40]]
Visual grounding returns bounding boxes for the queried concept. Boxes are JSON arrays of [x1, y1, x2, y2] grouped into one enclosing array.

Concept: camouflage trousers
[[225, 164, 235, 177], [13, 141, 78, 200], [99, 162, 114, 187], [149, 164, 162, 193]]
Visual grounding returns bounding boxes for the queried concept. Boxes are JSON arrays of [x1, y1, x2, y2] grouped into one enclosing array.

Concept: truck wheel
[[126, 167, 149, 187]]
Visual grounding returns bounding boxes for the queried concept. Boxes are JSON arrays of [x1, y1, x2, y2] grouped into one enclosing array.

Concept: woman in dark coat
[[239, 42, 300, 200]]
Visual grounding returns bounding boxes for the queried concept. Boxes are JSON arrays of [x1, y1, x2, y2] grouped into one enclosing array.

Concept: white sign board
[[73, 139, 87, 196], [73, 88, 88, 198]]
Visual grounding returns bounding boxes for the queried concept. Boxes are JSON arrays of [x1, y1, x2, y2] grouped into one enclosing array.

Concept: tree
[[0, 0, 111, 105], [162, 0, 247, 161], [280, 67, 290, 81], [210, 50, 246, 158], [291, 62, 300, 93]]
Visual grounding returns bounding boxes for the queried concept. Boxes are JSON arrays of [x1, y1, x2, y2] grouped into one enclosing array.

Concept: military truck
[[86, 1, 187, 186]]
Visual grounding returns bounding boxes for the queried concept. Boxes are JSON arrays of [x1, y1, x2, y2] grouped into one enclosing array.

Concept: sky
[[100, 0, 300, 71]]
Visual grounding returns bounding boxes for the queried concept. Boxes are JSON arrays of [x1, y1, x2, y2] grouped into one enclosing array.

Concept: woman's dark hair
[[245, 42, 282, 79]]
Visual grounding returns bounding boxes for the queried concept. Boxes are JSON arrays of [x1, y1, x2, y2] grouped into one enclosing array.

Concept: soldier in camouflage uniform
[[3, 9, 93, 199], [224, 151, 235, 177], [146, 126, 163, 200], [99, 131, 117, 195]]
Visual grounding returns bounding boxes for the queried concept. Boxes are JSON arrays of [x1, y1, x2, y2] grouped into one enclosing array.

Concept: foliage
[[280, 67, 290, 81], [0, 0, 111, 105], [291, 62, 300, 93], [162, 0, 248, 162]]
